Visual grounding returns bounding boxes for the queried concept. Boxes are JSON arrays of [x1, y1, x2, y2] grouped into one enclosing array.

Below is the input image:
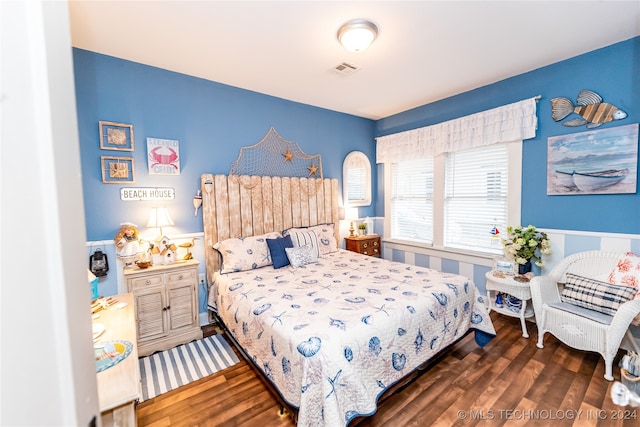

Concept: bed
[[201, 174, 495, 427]]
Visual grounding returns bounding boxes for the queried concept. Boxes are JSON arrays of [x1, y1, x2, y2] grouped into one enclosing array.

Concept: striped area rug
[[138, 334, 240, 401]]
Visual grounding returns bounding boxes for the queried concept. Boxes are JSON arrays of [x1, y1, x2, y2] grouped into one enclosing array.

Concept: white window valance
[[376, 97, 538, 163]]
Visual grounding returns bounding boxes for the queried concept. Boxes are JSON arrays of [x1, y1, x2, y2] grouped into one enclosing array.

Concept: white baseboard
[[199, 312, 210, 326]]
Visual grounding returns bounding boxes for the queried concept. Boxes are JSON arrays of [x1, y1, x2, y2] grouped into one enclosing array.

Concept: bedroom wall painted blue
[[73, 48, 376, 242], [376, 37, 640, 234], [74, 40, 638, 316], [76, 38, 638, 242]]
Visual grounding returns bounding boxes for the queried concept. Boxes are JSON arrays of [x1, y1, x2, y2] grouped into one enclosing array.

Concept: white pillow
[[285, 228, 321, 259], [214, 232, 281, 274], [285, 244, 318, 268], [308, 224, 338, 255]]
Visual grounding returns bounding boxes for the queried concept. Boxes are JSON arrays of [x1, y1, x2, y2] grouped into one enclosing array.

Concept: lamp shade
[[344, 207, 359, 221], [147, 207, 174, 235], [337, 19, 378, 53]]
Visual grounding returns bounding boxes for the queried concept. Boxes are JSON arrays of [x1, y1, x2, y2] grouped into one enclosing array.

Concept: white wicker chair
[[530, 251, 640, 381]]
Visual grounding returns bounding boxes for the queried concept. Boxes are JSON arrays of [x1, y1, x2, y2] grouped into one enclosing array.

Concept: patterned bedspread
[[210, 250, 495, 426]]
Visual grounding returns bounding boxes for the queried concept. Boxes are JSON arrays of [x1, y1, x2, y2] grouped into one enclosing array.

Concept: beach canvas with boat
[[547, 123, 638, 195]]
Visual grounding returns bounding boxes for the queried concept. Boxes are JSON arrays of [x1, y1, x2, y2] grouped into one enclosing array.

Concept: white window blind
[[390, 159, 433, 243], [343, 151, 371, 206], [347, 167, 366, 202], [444, 144, 508, 253]]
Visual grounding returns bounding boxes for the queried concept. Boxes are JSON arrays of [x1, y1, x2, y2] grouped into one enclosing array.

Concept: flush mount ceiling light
[[337, 19, 378, 53]]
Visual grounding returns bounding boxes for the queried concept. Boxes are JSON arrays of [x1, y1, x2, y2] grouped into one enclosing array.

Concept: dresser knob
[[179, 274, 184, 280], [373, 241, 378, 246], [363, 243, 368, 248], [145, 279, 151, 285]]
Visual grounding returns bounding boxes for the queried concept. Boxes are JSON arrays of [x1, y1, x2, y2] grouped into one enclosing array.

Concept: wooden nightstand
[[344, 234, 381, 257]]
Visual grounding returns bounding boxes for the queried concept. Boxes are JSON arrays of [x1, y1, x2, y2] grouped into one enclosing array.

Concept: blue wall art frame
[[547, 123, 638, 195]]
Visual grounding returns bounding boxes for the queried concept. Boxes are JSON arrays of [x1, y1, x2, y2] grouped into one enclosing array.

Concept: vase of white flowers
[[501, 225, 551, 272], [518, 259, 533, 275]]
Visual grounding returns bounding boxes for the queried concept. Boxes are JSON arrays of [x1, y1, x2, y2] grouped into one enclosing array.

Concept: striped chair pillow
[[560, 273, 636, 316]]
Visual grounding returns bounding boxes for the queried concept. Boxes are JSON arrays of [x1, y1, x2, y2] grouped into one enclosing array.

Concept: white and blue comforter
[[211, 250, 495, 426]]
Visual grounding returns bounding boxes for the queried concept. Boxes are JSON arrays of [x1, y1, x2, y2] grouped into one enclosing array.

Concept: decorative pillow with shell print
[[285, 244, 318, 268], [214, 232, 282, 274]]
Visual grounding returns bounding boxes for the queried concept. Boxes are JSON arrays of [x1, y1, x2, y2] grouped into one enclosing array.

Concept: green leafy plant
[[501, 225, 551, 266]]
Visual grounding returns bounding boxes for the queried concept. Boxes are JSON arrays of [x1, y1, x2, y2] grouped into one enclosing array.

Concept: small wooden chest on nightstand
[[344, 234, 381, 257]]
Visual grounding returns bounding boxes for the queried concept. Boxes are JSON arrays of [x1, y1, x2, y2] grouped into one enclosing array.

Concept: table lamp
[[147, 207, 174, 238], [345, 207, 359, 237]]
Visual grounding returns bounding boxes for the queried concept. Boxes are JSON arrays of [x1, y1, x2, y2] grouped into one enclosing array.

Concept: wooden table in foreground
[[94, 292, 140, 427]]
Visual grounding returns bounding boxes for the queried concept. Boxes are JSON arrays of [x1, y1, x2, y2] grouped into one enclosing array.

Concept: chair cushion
[[547, 302, 613, 325], [560, 273, 636, 316]]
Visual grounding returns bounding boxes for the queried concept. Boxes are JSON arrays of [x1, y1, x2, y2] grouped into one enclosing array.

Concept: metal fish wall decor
[[551, 90, 627, 128]]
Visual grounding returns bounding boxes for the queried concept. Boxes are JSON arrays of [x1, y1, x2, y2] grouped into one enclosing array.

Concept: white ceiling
[[68, 1, 640, 120]]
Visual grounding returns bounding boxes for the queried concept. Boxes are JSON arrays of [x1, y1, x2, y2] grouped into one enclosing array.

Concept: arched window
[[343, 151, 371, 207]]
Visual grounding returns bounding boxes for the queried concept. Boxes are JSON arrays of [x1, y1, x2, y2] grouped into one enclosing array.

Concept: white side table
[[485, 271, 535, 338]]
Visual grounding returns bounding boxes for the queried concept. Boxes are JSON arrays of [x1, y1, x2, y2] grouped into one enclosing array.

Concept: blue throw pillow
[[266, 235, 294, 269]]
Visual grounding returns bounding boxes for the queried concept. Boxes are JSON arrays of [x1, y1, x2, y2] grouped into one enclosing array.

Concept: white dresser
[[124, 260, 203, 357]]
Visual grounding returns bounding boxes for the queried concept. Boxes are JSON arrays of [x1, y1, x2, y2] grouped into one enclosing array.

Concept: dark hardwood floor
[[137, 313, 638, 426]]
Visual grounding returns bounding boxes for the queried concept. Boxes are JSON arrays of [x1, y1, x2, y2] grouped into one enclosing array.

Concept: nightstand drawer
[[167, 268, 197, 284], [129, 274, 164, 289], [344, 235, 381, 258]]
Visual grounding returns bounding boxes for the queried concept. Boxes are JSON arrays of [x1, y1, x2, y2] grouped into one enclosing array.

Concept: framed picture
[[101, 156, 135, 184], [99, 121, 134, 151], [492, 257, 515, 277], [147, 137, 180, 176], [547, 123, 638, 195]]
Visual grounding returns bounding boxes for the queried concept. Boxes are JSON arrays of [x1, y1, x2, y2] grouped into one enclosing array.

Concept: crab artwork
[[147, 137, 181, 175]]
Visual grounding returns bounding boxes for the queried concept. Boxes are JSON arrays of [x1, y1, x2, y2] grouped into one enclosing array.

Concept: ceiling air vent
[[332, 62, 360, 77]]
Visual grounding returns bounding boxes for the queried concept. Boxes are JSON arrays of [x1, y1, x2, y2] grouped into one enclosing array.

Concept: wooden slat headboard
[[200, 174, 340, 282]]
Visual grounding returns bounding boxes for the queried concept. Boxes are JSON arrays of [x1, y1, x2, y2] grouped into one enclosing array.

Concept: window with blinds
[[444, 143, 508, 253], [390, 159, 434, 242], [347, 166, 366, 202], [343, 151, 371, 207]]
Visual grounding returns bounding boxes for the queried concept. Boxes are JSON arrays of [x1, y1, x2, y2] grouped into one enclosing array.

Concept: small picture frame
[[101, 156, 135, 184], [492, 257, 515, 277], [99, 121, 134, 151]]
